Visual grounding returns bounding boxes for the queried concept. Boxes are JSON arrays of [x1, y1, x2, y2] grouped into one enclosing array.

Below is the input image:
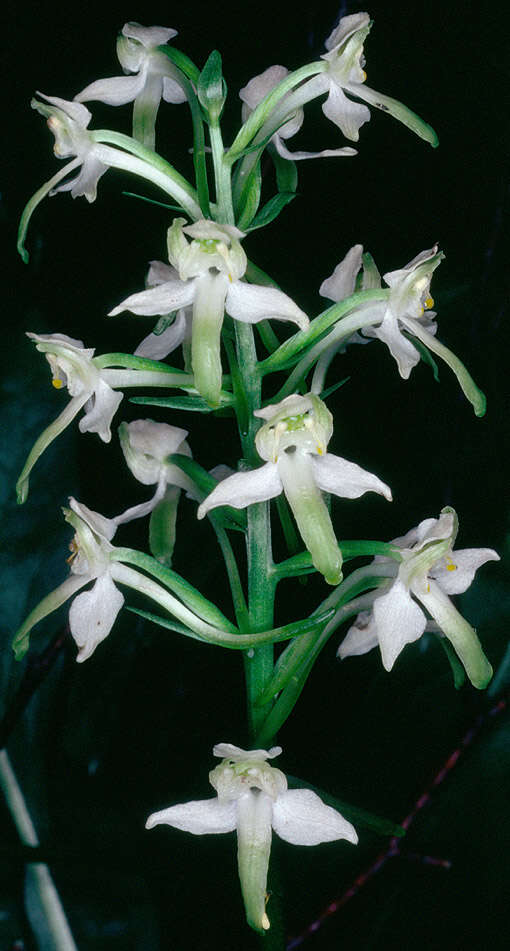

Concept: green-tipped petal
[[18, 159, 82, 262], [400, 318, 487, 416], [277, 450, 342, 585], [12, 574, 88, 660], [191, 272, 228, 408], [419, 580, 493, 688], [354, 83, 439, 147], [16, 393, 88, 504], [236, 790, 273, 933]]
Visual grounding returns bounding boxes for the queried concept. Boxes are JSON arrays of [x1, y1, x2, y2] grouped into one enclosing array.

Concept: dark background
[[2, 0, 509, 948]]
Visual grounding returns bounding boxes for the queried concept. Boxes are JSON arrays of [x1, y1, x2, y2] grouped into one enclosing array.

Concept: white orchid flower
[[198, 393, 391, 584], [12, 498, 242, 663], [116, 419, 198, 565], [31, 94, 108, 202], [311, 244, 485, 415], [75, 22, 187, 150], [146, 743, 357, 933], [16, 333, 193, 503], [338, 507, 499, 688], [12, 499, 122, 664], [18, 94, 201, 263], [299, 13, 438, 146], [109, 218, 309, 408], [239, 65, 356, 162]]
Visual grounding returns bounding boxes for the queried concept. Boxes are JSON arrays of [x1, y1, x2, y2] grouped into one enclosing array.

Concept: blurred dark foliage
[[2, 0, 509, 947]]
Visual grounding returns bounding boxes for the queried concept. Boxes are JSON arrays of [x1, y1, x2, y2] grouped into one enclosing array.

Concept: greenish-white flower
[[198, 393, 391, 584], [31, 94, 108, 201], [116, 419, 197, 565], [310, 12, 438, 146], [109, 218, 309, 408], [12, 498, 238, 663], [146, 743, 357, 933], [312, 244, 486, 416], [16, 333, 192, 503], [338, 508, 499, 688], [239, 65, 356, 161], [74, 22, 187, 150]]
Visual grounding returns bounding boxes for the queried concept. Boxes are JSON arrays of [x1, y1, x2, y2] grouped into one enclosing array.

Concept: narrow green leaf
[[122, 191, 184, 212], [246, 192, 297, 232], [129, 394, 234, 413]]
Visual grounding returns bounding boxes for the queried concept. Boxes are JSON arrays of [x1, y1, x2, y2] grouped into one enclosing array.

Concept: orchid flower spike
[[16, 333, 192, 504], [109, 218, 309, 408], [314, 245, 486, 415], [198, 393, 391, 584], [146, 743, 357, 933], [75, 22, 187, 150], [338, 507, 499, 688], [309, 13, 438, 146], [116, 419, 198, 565], [239, 65, 356, 161]]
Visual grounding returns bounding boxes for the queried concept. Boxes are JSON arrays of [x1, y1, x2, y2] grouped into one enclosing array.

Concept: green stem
[[232, 322, 277, 741], [209, 121, 235, 225]]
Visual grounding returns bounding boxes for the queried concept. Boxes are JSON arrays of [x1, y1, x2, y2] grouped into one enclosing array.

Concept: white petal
[[162, 75, 187, 104], [213, 744, 282, 761], [272, 789, 358, 845], [75, 73, 146, 106], [372, 310, 421, 379], [79, 379, 123, 442], [109, 279, 196, 317], [147, 260, 177, 286], [226, 281, 308, 331], [35, 92, 92, 128], [312, 453, 392, 501], [134, 312, 188, 359], [70, 573, 124, 663], [431, 548, 500, 595], [69, 497, 118, 542], [122, 23, 177, 48], [338, 610, 379, 659], [321, 82, 371, 142], [197, 463, 282, 519], [273, 136, 357, 162], [373, 579, 426, 671], [239, 65, 289, 110], [69, 155, 108, 203], [146, 798, 237, 834], [320, 245, 363, 303], [324, 13, 371, 53]]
